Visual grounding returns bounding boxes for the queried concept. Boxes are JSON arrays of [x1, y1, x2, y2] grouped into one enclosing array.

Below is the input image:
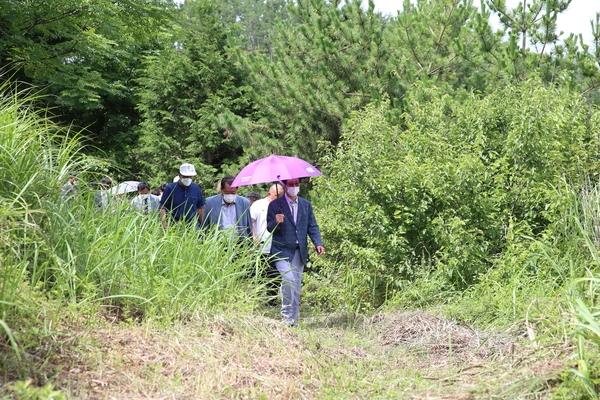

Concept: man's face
[[139, 188, 150, 195], [286, 179, 300, 189], [221, 183, 237, 196], [268, 188, 281, 200]]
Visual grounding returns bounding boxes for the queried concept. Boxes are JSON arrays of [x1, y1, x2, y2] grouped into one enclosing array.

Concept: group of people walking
[[63, 162, 325, 327], [164, 163, 325, 327]]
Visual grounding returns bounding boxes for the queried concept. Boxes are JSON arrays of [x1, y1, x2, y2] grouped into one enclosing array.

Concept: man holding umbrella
[[231, 154, 324, 326], [267, 178, 324, 327]]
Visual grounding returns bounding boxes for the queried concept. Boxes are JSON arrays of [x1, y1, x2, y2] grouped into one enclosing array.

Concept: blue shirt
[[159, 182, 204, 222], [220, 197, 237, 229]]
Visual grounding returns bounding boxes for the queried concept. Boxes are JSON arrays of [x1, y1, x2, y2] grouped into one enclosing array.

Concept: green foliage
[[237, 0, 397, 160], [219, 0, 289, 54], [388, 0, 503, 93], [0, 85, 271, 380], [313, 78, 600, 309], [550, 182, 600, 397], [4, 379, 65, 400], [135, 0, 253, 187], [486, 0, 600, 97], [234, 0, 600, 169], [0, 0, 176, 174]]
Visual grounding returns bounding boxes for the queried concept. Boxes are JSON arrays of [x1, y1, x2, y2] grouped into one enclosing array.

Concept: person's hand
[[315, 246, 324, 256], [275, 213, 285, 224], [162, 221, 168, 230]]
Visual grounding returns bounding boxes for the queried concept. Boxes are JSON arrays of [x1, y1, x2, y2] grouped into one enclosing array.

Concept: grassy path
[[1, 310, 571, 399]]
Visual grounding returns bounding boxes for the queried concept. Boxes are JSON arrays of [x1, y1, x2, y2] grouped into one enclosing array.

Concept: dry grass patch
[[368, 311, 514, 363], [53, 314, 316, 399], [357, 310, 571, 398], [1, 310, 573, 399]]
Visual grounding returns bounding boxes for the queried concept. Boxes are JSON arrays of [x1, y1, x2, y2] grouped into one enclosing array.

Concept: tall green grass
[[0, 81, 94, 361], [561, 181, 600, 397], [40, 197, 265, 321], [0, 82, 268, 373]]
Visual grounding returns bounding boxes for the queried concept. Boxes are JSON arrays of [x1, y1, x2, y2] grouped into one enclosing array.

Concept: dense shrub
[[312, 78, 600, 308]]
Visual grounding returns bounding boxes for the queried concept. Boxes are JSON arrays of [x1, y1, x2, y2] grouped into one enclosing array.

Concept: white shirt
[[250, 197, 272, 254], [131, 194, 160, 214]]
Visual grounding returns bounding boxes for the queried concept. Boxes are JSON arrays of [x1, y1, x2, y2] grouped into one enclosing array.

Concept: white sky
[[371, 0, 599, 45]]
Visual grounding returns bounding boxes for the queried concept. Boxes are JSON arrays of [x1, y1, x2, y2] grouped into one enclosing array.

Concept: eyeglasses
[[286, 182, 300, 187]]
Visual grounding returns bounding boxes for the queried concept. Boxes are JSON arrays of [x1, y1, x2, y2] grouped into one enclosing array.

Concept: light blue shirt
[[221, 198, 237, 228], [285, 194, 298, 224]]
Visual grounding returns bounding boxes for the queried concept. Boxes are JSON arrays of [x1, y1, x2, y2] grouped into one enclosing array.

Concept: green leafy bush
[[313, 78, 600, 309]]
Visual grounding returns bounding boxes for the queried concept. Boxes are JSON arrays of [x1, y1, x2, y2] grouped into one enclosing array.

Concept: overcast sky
[[371, 0, 598, 45]]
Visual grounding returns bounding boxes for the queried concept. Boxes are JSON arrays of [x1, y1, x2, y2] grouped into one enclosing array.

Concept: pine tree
[[135, 0, 252, 187], [237, 0, 395, 161]]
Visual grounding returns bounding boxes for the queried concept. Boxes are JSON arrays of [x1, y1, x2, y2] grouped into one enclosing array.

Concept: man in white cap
[[159, 163, 204, 228]]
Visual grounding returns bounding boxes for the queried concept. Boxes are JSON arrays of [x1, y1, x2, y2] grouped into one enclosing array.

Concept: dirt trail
[[3, 310, 570, 399]]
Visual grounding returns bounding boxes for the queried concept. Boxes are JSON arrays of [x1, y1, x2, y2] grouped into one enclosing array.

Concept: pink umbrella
[[231, 154, 322, 187]]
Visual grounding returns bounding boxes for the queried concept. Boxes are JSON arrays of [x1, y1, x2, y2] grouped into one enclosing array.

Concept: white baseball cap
[[179, 163, 197, 176]]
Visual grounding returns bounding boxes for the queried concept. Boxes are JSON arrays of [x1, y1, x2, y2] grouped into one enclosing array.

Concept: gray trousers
[[274, 250, 304, 321]]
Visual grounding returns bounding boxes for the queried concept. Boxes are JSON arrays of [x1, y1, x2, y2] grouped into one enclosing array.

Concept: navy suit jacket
[[267, 195, 323, 265], [201, 194, 252, 238]]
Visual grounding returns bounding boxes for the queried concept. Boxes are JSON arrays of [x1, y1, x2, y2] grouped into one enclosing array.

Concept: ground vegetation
[[3, 0, 600, 397]]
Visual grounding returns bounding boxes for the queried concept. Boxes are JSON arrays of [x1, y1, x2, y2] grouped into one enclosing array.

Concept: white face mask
[[223, 194, 236, 204], [139, 194, 149, 200], [287, 186, 300, 197], [180, 178, 192, 186]]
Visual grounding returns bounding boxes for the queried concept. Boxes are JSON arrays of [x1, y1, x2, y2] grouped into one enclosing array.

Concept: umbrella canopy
[[109, 180, 140, 196], [231, 155, 322, 187]]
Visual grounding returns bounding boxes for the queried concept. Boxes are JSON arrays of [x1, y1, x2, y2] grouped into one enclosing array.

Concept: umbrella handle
[[275, 176, 288, 214], [276, 178, 282, 214]]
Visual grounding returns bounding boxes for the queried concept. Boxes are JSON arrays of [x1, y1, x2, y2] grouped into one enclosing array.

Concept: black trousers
[[260, 253, 280, 302]]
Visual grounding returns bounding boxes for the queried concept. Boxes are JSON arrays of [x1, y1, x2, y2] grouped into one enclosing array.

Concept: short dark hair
[[220, 175, 236, 189], [100, 177, 112, 187], [160, 183, 167, 191], [151, 188, 161, 196], [282, 178, 301, 185], [138, 182, 151, 191], [246, 192, 261, 203]]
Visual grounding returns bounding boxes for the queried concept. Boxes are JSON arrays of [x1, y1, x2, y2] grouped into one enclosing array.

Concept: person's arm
[[159, 186, 173, 229], [243, 204, 253, 238], [266, 200, 280, 232], [306, 202, 324, 256], [197, 186, 205, 225], [160, 208, 168, 229], [250, 203, 259, 240], [251, 218, 259, 241]]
